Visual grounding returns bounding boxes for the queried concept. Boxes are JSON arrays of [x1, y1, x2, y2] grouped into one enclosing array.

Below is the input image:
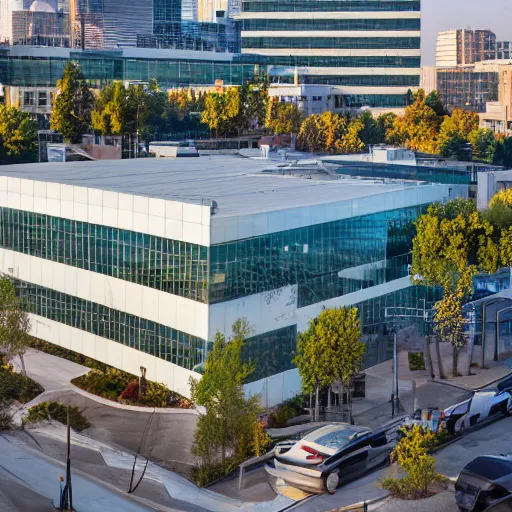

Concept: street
[[290, 416, 512, 511]]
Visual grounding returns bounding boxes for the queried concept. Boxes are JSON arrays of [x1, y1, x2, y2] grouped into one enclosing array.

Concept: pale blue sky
[[422, 0, 512, 65]]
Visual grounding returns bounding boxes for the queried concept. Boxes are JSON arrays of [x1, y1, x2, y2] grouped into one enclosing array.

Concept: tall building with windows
[[0, 158, 465, 404], [238, 0, 421, 111], [436, 29, 496, 67]]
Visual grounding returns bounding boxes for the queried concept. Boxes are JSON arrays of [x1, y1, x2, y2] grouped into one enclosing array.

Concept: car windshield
[[303, 425, 368, 451]]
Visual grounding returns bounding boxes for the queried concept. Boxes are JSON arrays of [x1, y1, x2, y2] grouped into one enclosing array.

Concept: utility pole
[[60, 406, 73, 510]]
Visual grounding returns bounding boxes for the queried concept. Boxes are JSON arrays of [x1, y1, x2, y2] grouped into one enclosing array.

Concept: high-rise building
[[436, 29, 496, 67], [496, 41, 512, 61], [238, 0, 421, 111], [0, 0, 15, 43]]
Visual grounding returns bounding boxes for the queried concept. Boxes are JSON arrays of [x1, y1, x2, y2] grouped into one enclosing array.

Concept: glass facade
[[0, 208, 209, 302], [436, 69, 499, 113], [1, 204, 430, 307], [209, 204, 428, 305], [275, 75, 420, 87], [241, 18, 420, 32], [0, 53, 261, 88], [243, 284, 441, 382], [265, 56, 420, 68], [242, 0, 420, 12], [242, 36, 421, 50], [14, 279, 208, 372]]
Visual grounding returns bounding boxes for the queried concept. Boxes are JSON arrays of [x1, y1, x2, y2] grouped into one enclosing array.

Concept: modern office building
[[496, 41, 512, 61], [436, 29, 496, 67], [238, 0, 421, 111], [0, 157, 465, 404], [436, 65, 499, 113], [479, 62, 512, 135]]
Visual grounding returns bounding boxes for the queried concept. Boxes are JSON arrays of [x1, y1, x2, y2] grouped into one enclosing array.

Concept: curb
[[337, 493, 391, 512], [430, 370, 512, 393], [21, 386, 199, 415]]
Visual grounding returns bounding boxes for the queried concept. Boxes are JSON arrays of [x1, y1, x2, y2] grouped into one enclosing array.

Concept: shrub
[[251, 421, 273, 456], [268, 404, 299, 428], [25, 401, 91, 432], [408, 352, 426, 371], [0, 400, 13, 430], [0, 367, 44, 403], [383, 425, 445, 499]]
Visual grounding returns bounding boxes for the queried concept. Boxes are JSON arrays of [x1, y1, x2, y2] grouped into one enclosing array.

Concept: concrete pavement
[[0, 434, 162, 512], [13, 347, 89, 391]]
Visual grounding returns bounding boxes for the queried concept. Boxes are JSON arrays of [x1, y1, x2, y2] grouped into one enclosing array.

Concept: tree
[[0, 106, 38, 163], [469, 128, 497, 163], [297, 114, 325, 153], [359, 111, 384, 148], [493, 136, 512, 168], [438, 109, 479, 160], [50, 62, 94, 143], [387, 90, 443, 154], [190, 318, 262, 480], [265, 99, 302, 136], [238, 79, 269, 132], [384, 425, 444, 499], [0, 276, 31, 375], [335, 118, 365, 154], [201, 87, 240, 138], [294, 307, 365, 422], [412, 199, 501, 376], [425, 91, 447, 117]]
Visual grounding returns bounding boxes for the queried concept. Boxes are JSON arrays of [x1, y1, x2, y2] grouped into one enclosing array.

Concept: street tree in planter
[[189, 318, 267, 486], [411, 199, 503, 376], [50, 62, 94, 143], [0, 276, 31, 375], [294, 307, 366, 423]]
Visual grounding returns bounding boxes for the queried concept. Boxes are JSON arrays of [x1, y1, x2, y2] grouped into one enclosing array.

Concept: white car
[[444, 388, 512, 435]]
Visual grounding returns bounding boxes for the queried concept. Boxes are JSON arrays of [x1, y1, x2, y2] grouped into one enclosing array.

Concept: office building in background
[[436, 29, 496, 67], [238, 0, 421, 112]]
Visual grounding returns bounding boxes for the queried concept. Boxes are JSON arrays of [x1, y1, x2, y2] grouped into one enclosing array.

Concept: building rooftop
[[0, 156, 432, 218]]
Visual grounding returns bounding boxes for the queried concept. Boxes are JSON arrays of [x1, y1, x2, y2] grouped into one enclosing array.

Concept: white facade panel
[[26, 314, 199, 398], [0, 179, 211, 246], [0, 249, 209, 339]]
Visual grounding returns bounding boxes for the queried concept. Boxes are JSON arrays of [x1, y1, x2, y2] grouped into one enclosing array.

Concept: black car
[[455, 455, 512, 511], [264, 423, 396, 494]]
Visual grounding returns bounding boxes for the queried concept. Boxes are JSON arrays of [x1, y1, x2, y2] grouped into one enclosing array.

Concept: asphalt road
[[291, 416, 512, 511]]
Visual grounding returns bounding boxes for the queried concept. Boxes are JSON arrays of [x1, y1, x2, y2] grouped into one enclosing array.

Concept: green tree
[[469, 128, 497, 163], [190, 318, 262, 481], [425, 91, 447, 117], [0, 276, 31, 375], [297, 114, 324, 153], [50, 62, 94, 143], [438, 109, 479, 160], [294, 307, 365, 422], [239, 79, 269, 131], [0, 106, 38, 163], [265, 99, 302, 136], [358, 111, 384, 148], [377, 112, 398, 145], [493, 136, 512, 168]]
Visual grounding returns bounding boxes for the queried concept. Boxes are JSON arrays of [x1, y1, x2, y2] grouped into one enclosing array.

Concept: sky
[[422, 0, 512, 65]]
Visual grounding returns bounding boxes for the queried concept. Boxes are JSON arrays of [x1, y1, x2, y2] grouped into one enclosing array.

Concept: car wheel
[[324, 471, 339, 494]]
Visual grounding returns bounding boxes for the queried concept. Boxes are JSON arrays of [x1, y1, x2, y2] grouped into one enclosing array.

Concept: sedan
[[444, 389, 512, 435], [455, 455, 512, 511], [264, 423, 395, 494]]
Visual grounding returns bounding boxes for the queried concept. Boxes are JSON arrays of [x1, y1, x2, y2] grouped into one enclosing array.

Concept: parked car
[[264, 423, 395, 494], [443, 389, 512, 435], [455, 455, 512, 511]]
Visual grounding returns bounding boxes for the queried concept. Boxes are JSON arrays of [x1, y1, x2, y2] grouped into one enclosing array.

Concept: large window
[[210, 204, 427, 305], [0, 208, 208, 302], [264, 56, 420, 68], [15, 279, 207, 372], [241, 18, 421, 31], [242, 0, 421, 13]]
